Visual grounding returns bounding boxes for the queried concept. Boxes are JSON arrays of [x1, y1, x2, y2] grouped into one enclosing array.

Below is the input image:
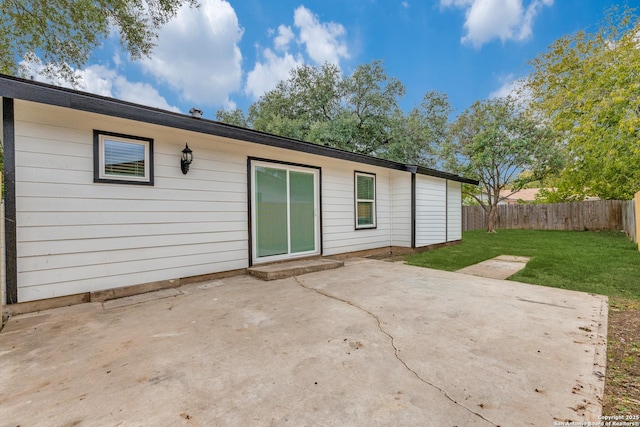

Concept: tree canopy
[[442, 96, 561, 232], [527, 6, 640, 201], [1, 0, 197, 82], [217, 61, 450, 166]]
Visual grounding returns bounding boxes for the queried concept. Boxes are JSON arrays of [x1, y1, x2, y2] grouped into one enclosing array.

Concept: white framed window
[[355, 171, 376, 229], [94, 130, 154, 185]]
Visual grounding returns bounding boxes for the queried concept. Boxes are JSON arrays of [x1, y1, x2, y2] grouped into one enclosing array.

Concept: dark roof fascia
[[0, 74, 476, 184], [414, 165, 479, 185]]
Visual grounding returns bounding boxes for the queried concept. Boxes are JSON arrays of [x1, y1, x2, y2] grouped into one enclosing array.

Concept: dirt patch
[[602, 298, 640, 415]]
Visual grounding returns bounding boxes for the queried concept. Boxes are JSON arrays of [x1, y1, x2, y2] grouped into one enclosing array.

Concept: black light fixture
[[181, 143, 193, 174]]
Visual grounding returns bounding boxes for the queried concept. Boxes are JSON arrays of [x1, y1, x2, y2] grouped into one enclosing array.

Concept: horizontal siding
[[17, 197, 246, 212], [321, 166, 392, 256], [18, 242, 245, 285], [17, 212, 241, 228], [17, 180, 246, 200], [14, 101, 249, 301], [18, 231, 246, 258], [19, 257, 248, 302], [17, 221, 246, 242], [447, 181, 462, 241], [391, 171, 412, 247], [415, 175, 446, 247]]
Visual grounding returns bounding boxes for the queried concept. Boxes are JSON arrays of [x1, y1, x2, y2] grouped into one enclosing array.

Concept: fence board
[[622, 199, 636, 243], [463, 200, 632, 234]]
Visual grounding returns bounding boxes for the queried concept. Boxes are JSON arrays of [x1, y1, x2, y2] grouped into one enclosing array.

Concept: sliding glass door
[[252, 161, 320, 263]]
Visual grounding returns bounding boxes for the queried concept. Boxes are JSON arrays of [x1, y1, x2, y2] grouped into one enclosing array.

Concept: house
[[471, 188, 542, 206], [498, 188, 600, 204], [499, 188, 541, 205], [0, 74, 477, 308]]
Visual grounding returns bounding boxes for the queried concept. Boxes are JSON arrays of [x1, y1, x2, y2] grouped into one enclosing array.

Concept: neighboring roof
[[500, 188, 541, 203], [0, 74, 478, 185], [498, 188, 600, 204]]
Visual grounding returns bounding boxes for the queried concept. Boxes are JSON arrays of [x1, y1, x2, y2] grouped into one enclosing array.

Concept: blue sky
[[28, 0, 626, 119]]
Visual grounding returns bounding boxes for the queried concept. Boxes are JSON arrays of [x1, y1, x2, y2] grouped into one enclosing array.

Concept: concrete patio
[[0, 258, 607, 426]]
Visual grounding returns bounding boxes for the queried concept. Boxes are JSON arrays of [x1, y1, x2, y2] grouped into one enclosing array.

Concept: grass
[[405, 229, 640, 300], [603, 298, 640, 415], [405, 229, 640, 416]]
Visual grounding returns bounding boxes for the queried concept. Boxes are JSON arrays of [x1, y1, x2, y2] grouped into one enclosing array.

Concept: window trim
[[354, 171, 377, 229], [93, 130, 154, 185]]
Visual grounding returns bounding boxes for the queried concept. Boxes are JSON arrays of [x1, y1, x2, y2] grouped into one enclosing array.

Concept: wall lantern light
[[181, 143, 193, 174]]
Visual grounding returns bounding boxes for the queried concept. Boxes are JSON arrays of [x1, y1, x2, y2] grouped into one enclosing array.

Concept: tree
[[527, 6, 640, 201], [386, 91, 452, 166], [1, 0, 198, 83], [247, 62, 344, 143], [215, 108, 248, 128], [337, 60, 405, 156], [443, 96, 561, 233], [217, 60, 449, 166], [244, 60, 407, 157]]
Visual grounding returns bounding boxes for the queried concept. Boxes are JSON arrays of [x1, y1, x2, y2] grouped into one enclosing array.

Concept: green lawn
[[405, 229, 640, 300]]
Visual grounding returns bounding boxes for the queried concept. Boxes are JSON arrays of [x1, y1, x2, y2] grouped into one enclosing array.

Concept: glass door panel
[[289, 171, 315, 253], [255, 166, 288, 258]]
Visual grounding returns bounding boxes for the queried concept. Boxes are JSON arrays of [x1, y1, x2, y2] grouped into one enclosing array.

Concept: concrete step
[[248, 258, 344, 281]]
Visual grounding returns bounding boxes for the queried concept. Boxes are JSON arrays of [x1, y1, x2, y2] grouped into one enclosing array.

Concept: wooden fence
[[463, 200, 635, 235]]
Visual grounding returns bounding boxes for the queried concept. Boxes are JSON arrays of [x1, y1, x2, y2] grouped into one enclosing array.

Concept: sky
[[28, 0, 628, 119]]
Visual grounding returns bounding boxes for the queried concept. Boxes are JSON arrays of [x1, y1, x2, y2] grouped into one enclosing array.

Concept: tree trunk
[[486, 204, 498, 233]]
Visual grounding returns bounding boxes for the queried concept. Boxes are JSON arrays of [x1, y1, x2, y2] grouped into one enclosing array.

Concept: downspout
[[411, 173, 416, 249], [445, 179, 449, 242]]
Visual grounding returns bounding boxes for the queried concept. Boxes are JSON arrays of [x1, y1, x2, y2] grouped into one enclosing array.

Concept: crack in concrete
[[292, 276, 498, 427]]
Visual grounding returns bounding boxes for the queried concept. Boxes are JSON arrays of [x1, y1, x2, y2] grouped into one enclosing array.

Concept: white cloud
[[441, 0, 553, 48], [111, 77, 183, 112], [19, 0, 244, 113], [274, 25, 295, 51], [462, 0, 522, 47], [489, 74, 531, 103], [21, 59, 181, 112], [402, 1, 410, 8], [245, 49, 304, 99], [140, 0, 243, 108], [520, 0, 553, 40], [294, 6, 349, 65], [244, 6, 350, 100], [75, 66, 115, 97], [440, 0, 473, 7], [112, 52, 122, 68]]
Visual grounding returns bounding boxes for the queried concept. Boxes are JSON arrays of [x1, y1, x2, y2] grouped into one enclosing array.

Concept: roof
[[500, 188, 541, 203], [0, 74, 478, 185]]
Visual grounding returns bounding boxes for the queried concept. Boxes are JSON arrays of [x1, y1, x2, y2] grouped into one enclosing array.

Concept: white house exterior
[[0, 75, 477, 306]]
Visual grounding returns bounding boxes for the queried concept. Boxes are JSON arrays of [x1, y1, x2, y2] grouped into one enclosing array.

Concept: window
[[355, 172, 376, 229], [94, 130, 153, 185]]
